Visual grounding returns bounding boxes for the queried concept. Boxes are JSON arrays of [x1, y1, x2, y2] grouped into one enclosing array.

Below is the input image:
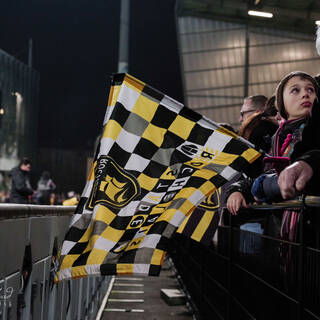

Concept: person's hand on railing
[[278, 161, 313, 199], [226, 192, 248, 215]]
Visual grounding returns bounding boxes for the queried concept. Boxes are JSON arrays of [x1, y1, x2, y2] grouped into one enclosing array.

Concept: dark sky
[[0, 0, 183, 150]]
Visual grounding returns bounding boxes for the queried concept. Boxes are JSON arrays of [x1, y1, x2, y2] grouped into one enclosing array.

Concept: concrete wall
[[0, 204, 112, 320]]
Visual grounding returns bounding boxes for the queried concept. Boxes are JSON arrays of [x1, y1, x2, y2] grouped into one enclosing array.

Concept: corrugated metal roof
[[176, 0, 320, 35], [176, 14, 320, 129]]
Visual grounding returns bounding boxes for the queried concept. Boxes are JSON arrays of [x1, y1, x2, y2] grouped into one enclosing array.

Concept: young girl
[[252, 71, 318, 241], [227, 71, 318, 233]]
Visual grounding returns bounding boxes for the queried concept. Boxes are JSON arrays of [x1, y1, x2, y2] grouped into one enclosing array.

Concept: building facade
[[0, 48, 39, 194]]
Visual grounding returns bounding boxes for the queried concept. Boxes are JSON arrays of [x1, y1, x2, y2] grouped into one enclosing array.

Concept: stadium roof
[[176, 0, 320, 34]]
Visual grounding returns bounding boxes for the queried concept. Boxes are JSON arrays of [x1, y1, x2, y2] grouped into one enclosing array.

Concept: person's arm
[[296, 150, 320, 180], [225, 176, 254, 215], [226, 192, 248, 215], [251, 172, 283, 203], [278, 160, 313, 199]]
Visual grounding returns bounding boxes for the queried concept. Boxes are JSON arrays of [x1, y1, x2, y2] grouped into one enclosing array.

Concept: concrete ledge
[[160, 288, 186, 306]]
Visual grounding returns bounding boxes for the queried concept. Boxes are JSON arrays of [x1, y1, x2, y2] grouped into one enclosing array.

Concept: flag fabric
[[176, 190, 220, 246], [56, 73, 261, 282]]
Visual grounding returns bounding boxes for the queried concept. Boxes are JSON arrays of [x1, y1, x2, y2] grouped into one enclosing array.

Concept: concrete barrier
[[0, 204, 112, 320]]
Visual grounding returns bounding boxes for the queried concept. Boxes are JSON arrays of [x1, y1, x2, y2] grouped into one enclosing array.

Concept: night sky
[[0, 0, 183, 150]]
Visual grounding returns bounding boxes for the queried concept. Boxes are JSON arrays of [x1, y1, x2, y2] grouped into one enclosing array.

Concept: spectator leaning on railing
[[250, 71, 318, 242], [278, 26, 320, 200]]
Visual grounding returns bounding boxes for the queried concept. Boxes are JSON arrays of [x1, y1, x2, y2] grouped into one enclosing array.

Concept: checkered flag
[[55, 74, 261, 281]]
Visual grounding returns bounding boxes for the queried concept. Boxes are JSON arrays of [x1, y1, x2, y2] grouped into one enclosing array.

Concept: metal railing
[[0, 204, 112, 320], [170, 196, 320, 320]]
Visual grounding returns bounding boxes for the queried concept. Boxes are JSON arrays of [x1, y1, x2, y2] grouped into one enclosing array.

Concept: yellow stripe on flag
[[191, 210, 215, 242]]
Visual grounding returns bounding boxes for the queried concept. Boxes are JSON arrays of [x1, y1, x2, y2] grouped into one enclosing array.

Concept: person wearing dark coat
[[10, 158, 34, 204]]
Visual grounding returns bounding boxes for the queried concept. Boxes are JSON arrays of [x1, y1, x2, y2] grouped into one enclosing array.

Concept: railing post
[[227, 212, 233, 320], [297, 195, 306, 320]]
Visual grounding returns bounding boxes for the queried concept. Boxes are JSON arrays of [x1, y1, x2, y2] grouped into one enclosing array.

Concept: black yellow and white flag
[[176, 190, 221, 246], [56, 74, 261, 281]]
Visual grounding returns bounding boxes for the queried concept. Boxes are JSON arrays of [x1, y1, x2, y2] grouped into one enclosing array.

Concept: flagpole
[[118, 0, 130, 73], [28, 38, 33, 68]]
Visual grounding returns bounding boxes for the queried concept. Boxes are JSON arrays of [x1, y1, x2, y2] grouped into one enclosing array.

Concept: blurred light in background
[[248, 10, 273, 18]]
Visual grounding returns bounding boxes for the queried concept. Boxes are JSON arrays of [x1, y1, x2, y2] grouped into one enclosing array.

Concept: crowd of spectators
[[0, 158, 79, 206]]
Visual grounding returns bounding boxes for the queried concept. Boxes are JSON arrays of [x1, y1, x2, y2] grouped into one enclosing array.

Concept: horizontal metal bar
[[104, 308, 144, 312], [188, 94, 243, 99], [108, 299, 144, 302], [186, 79, 279, 93], [111, 290, 144, 294], [179, 26, 245, 37], [0, 204, 76, 220], [185, 57, 320, 74], [189, 103, 240, 111], [247, 196, 320, 210], [113, 283, 144, 287], [182, 39, 304, 55], [115, 277, 144, 281], [249, 29, 314, 43]]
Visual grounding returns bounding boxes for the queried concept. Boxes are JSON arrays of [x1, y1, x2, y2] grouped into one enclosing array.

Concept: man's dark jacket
[[10, 166, 33, 204], [291, 100, 320, 194]]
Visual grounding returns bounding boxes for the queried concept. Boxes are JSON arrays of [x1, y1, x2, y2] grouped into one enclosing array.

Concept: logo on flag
[[88, 156, 140, 209]]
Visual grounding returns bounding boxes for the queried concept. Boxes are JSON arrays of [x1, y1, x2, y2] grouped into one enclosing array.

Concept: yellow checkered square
[[213, 152, 238, 165], [102, 119, 122, 140], [95, 205, 117, 224], [151, 249, 165, 265], [168, 115, 195, 140], [87, 248, 108, 265], [101, 226, 126, 243], [241, 148, 261, 163], [137, 173, 159, 191], [175, 187, 195, 200], [71, 266, 87, 278], [198, 181, 216, 197], [157, 208, 177, 223], [193, 168, 217, 180], [78, 225, 93, 243], [132, 94, 158, 122], [179, 199, 195, 215], [116, 264, 134, 275], [108, 85, 121, 107], [60, 254, 80, 270], [141, 123, 167, 147]]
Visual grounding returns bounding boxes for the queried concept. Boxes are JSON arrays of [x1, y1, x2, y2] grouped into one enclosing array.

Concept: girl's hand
[[226, 192, 248, 215]]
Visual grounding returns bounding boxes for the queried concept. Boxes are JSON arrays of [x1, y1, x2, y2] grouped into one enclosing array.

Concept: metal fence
[[170, 197, 320, 320], [0, 204, 112, 320]]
